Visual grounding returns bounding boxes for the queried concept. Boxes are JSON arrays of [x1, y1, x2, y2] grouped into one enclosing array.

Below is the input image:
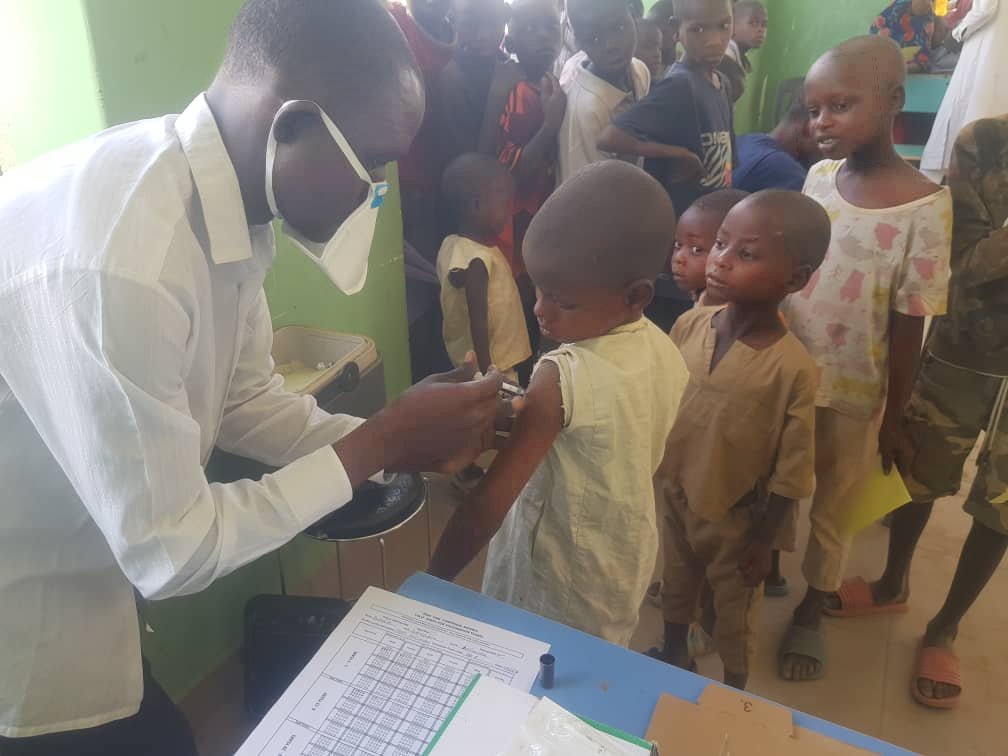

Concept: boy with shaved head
[[0, 1, 509, 751], [656, 190, 829, 690], [777, 35, 952, 683], [430, 161, 689, 646]]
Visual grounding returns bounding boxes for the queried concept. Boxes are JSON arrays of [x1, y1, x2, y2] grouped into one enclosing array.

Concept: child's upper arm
[[474, 360, 565, 523], [613, 77, 691, 147]]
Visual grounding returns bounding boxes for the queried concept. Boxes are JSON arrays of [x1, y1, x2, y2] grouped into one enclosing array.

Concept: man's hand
[[335, 355, 504, 487], [737, 539, 773, 587], [879, 415, 915, 475]]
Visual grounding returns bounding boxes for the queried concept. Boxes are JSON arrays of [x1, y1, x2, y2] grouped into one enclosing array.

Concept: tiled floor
[[187, 472, 1008, 756]]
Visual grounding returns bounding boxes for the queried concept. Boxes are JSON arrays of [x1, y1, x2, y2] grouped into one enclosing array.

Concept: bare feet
[[916, 621, 961, 702]]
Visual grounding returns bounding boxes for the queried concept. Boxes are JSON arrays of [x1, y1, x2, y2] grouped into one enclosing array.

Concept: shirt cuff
[[269, 445, 354, 528]]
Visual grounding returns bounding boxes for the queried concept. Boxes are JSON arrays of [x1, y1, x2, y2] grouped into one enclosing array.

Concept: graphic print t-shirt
[[614, 61, 733, 215]]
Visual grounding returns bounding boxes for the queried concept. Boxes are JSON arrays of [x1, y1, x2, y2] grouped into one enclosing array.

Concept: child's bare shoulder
[[878, 160, 944, 206]]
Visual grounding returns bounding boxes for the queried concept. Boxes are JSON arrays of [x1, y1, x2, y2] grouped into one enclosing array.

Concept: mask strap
[[264, 123, 281, 218], [313, 104, 372, 184]]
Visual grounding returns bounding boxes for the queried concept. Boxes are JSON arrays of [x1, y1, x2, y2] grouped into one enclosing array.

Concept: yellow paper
[[935, 0, 948, 16], [842, 455, 912, 535]]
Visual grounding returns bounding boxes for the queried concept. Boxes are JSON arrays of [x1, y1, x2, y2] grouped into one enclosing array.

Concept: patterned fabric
[[904, 352, 1008, 535], [870, 0, 936, 69], [494, 80, 556, 276], [927, 115, 1008, 375], [784, 159, 952, 417]]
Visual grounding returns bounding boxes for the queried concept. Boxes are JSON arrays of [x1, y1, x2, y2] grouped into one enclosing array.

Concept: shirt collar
[[572, 61, 641, 110], [174, 93, 254, 265]]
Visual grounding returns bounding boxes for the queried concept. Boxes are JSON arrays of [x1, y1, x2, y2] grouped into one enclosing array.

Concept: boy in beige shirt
[[655, 190, 830, 690]]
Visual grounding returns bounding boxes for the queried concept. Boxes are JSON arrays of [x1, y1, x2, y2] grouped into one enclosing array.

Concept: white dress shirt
[[557, 57, 651, 184], [0, 94, 366, 737]]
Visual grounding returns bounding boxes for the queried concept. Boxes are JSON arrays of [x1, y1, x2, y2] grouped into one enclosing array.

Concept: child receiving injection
[[429, 161, 689, 646]]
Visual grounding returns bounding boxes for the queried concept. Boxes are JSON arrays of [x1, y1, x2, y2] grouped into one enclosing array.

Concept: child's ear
[[787, 264, 813, 294], [625, 279, 656, 312], [889, 83, 907, 116]]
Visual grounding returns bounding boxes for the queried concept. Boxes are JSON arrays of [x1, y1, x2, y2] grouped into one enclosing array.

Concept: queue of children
[[391, 0, 1005, 711]]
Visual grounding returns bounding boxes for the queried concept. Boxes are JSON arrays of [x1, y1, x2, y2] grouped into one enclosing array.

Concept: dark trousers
[[0, 661, 198, 756]]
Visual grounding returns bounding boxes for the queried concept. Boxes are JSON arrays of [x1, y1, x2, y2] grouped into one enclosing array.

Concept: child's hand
[[878, 415, 915, 475], [652, 145, 705, 182], [737, 540, 773, 587], [540, 73, 568, 132]]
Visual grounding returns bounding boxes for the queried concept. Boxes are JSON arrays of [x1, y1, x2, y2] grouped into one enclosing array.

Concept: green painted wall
[[744, 0, 881, 133], [0, 0, 105, 169], [4, 0, 410, 701]]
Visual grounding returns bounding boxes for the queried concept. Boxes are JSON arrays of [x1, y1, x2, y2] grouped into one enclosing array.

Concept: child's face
[[635, 26, 664, 77], [472, 172, 515, 235], [453, 0, 507, 60], [526, 250, 641, 343], [705, 202, 799, 305], [507, 0, 563, 77], [804, 63, 897, 161], [677, 0, 733, 69], [573, 4, 638, 79], [733, 6, 768, 51], [671, 205, 719, 294]]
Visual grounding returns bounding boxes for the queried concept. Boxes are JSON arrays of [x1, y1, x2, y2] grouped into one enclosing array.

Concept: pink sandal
[[912, 643, 962, 710], [823, 576, 909, 618]]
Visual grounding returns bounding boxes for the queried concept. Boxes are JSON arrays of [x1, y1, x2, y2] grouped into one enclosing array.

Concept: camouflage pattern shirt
[[929, 115, 1008, 375]]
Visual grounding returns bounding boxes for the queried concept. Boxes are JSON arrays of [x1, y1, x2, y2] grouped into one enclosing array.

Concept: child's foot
[[724, 670, 748, 690], [778, 592, 827, 681], [764, 574, 789, 597], [646, 646, 696, 672], [914, 621, 961, 706], [823, 575, 908, 614]]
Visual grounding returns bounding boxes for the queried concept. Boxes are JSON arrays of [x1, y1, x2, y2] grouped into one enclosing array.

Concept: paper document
[[841, 454, 911, 535], [235, 586, 550, 756]]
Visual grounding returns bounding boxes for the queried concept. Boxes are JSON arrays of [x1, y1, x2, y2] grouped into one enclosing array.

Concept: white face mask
[[265, 100, 389, 295]]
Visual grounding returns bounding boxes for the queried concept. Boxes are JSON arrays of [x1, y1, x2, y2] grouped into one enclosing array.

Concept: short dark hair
[[745, 190, 831, 270], [646, 0, 676, 21], [568, 0, 631, 37], [674, 0, 732, 21], [441, 153, 511, 222], [218, 0, 416, 105], [692, 188, 750, 217], [526, 161, 677, 288], [732, 0, 766, 19], [635, 17, 662, 41]]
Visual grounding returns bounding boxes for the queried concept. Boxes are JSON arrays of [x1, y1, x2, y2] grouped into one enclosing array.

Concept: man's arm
[[1, 272, 503, 601], [478, 61, 525, 155], [428, 360, 564, 581], [879, 312, 925, 474]]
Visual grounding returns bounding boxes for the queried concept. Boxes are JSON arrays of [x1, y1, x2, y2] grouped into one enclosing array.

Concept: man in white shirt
[[0, 0, 505, 752]]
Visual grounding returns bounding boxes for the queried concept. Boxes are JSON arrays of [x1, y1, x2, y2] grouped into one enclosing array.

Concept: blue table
[[399, 573, 913, 755]]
